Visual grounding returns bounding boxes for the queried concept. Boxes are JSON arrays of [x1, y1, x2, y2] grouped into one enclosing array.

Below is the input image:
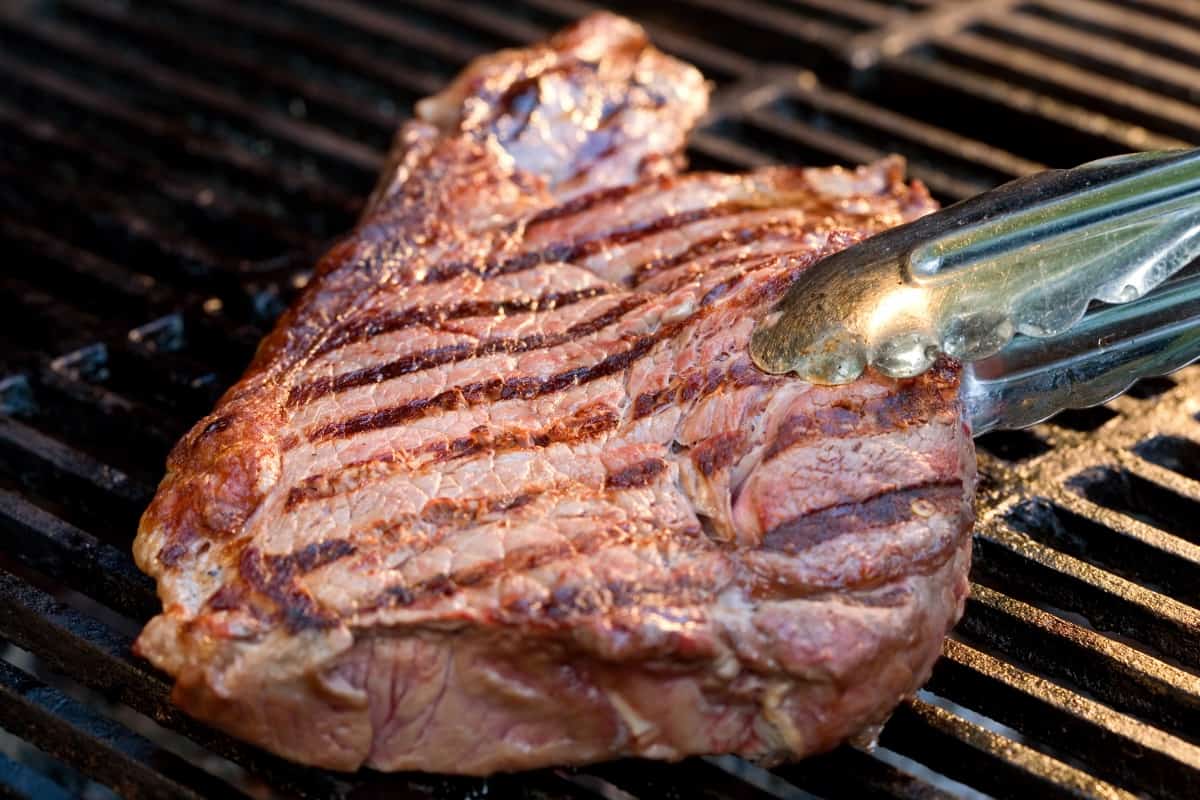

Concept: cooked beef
[[132, 13, 975, 774]]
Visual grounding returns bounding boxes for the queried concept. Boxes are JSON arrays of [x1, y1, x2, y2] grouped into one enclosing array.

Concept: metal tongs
[[750, 149, 1200, 434]]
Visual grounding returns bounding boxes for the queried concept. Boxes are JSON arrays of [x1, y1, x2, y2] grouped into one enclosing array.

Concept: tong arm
[[749, 148, 1200, 387]]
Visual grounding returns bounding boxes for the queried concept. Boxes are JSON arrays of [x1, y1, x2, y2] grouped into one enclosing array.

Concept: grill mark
[[762, 481, 963, 555], [289, 293, 648, 407], [355, 482, 965, 621], [375, 504, 965, 620], [633, 359, 775, 420], [764, 366, 960, 462], [313, 286, 611, 358], [311, 219, 821, 374], [369, 516, 711, 615], [421, 200, 762, 285], [604, 457, 668, 489], [526, 181, 644, 227], [627, 218, 812, 287], [305, 240, 841, 444], [321, 233, 771, 374], [346, 484, 965, 623], [691, 431, 744, 478], [239, 546, 337, 632], [273, 538, 357, 574], [307, 320, 667, 443], [340, 484, 571, 576], [285, 403, 621, 510], [419, 490, 544, 527], [749, 499, 970, 604]]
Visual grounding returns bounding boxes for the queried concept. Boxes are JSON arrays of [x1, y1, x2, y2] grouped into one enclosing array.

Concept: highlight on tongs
[[749, 148, 1200, 388]]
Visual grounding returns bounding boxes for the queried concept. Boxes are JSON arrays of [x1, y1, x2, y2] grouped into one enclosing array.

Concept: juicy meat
[[133, 13, 975, 774]]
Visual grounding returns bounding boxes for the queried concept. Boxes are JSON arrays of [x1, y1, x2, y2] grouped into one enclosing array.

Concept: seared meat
[[133, 13, 974, 774]]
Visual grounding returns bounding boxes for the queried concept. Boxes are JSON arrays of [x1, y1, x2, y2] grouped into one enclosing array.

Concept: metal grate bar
[[37, 360, 183, 468], [775, 745, 963, 800], [875, 54, 1191, 163], [284, 0, 493, 68], [0, 414, 151, 517], [0, 15, 383, 181], [845, 0, 1026, 69], [958, 583, 1200, 746], [973, 522, 1200, 669], [931, 31, 1200, 143], [405, 0, 552, 48], [933, 637, 1200, 797], [61, 0, 402, 142], [1034, 0, 1200, 64], [553, 0, 850, 78], [156, 0, 449, 105], [576, 757, 783, 800], [0, 164, 251, 292], [0, 489, 157, 623], [0, 101, 315, 257], [983, 9, 1200, 101], [0, 47, 360, 228], [0, 276, 109, 366], [1050, 480, 1200, 598], [0, 568, 369, 800], [883, 696, 1137, 800], [521, 0, 757, 83], [0, 218, 167, 311], [0, 750, 76, 800], [0, 568, 630, 800], [782, 76, 1042, 179], [0, 655, 244, 800], [727, 77, 1040, 200]]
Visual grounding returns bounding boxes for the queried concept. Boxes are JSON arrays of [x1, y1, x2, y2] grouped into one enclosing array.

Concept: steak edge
[[132, 13, 975, 774]]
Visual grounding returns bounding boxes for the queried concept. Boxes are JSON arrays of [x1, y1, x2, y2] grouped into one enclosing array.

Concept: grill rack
[[2, 0, 1200, 797]]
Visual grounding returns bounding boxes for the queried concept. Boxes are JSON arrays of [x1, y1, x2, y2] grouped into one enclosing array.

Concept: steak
[[133, 13, 975, 774]]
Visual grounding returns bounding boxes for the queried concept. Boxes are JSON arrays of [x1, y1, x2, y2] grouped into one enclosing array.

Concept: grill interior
[[2, 1, 1200, 798]]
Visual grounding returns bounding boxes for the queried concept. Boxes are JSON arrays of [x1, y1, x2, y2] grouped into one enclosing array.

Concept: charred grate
[[1, 0, 1199, 797]]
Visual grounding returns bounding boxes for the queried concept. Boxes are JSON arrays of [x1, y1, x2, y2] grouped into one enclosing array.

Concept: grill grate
[[2, 0, 1199, 797]]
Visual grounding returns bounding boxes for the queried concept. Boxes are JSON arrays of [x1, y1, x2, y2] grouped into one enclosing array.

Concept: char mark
[[307, 320, 668, 443], [628, 218, 811, 287], [239, 545, 345, 632], [764, 372, 961, 461], [312, 286, 611, 358], [691, 431, 744, 477], [421, 200, 759, 285], [285, 404, 620, 510], [605, 457, 668, 489], [633, 359, 775, 420], [276, 539, 358, 574], [762, 481, 963, 555], [290, 294, 648, 407], [525, 181, 645, 227], [370, 517, 710, 617], [305, 247, 822, 444]]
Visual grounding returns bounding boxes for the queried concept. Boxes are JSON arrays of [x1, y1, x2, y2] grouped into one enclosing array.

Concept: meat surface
[[132, 13, 975, 774]]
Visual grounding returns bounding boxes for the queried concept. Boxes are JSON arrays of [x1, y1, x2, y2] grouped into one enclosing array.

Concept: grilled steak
[[133, 13, 975, 774]]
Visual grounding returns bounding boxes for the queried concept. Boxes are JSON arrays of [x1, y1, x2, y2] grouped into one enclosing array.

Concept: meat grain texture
[[133, 13, 976, 774]]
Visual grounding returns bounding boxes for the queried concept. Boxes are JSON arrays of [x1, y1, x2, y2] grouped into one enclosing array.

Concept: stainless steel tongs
[[749, 149, 1200, 434]]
